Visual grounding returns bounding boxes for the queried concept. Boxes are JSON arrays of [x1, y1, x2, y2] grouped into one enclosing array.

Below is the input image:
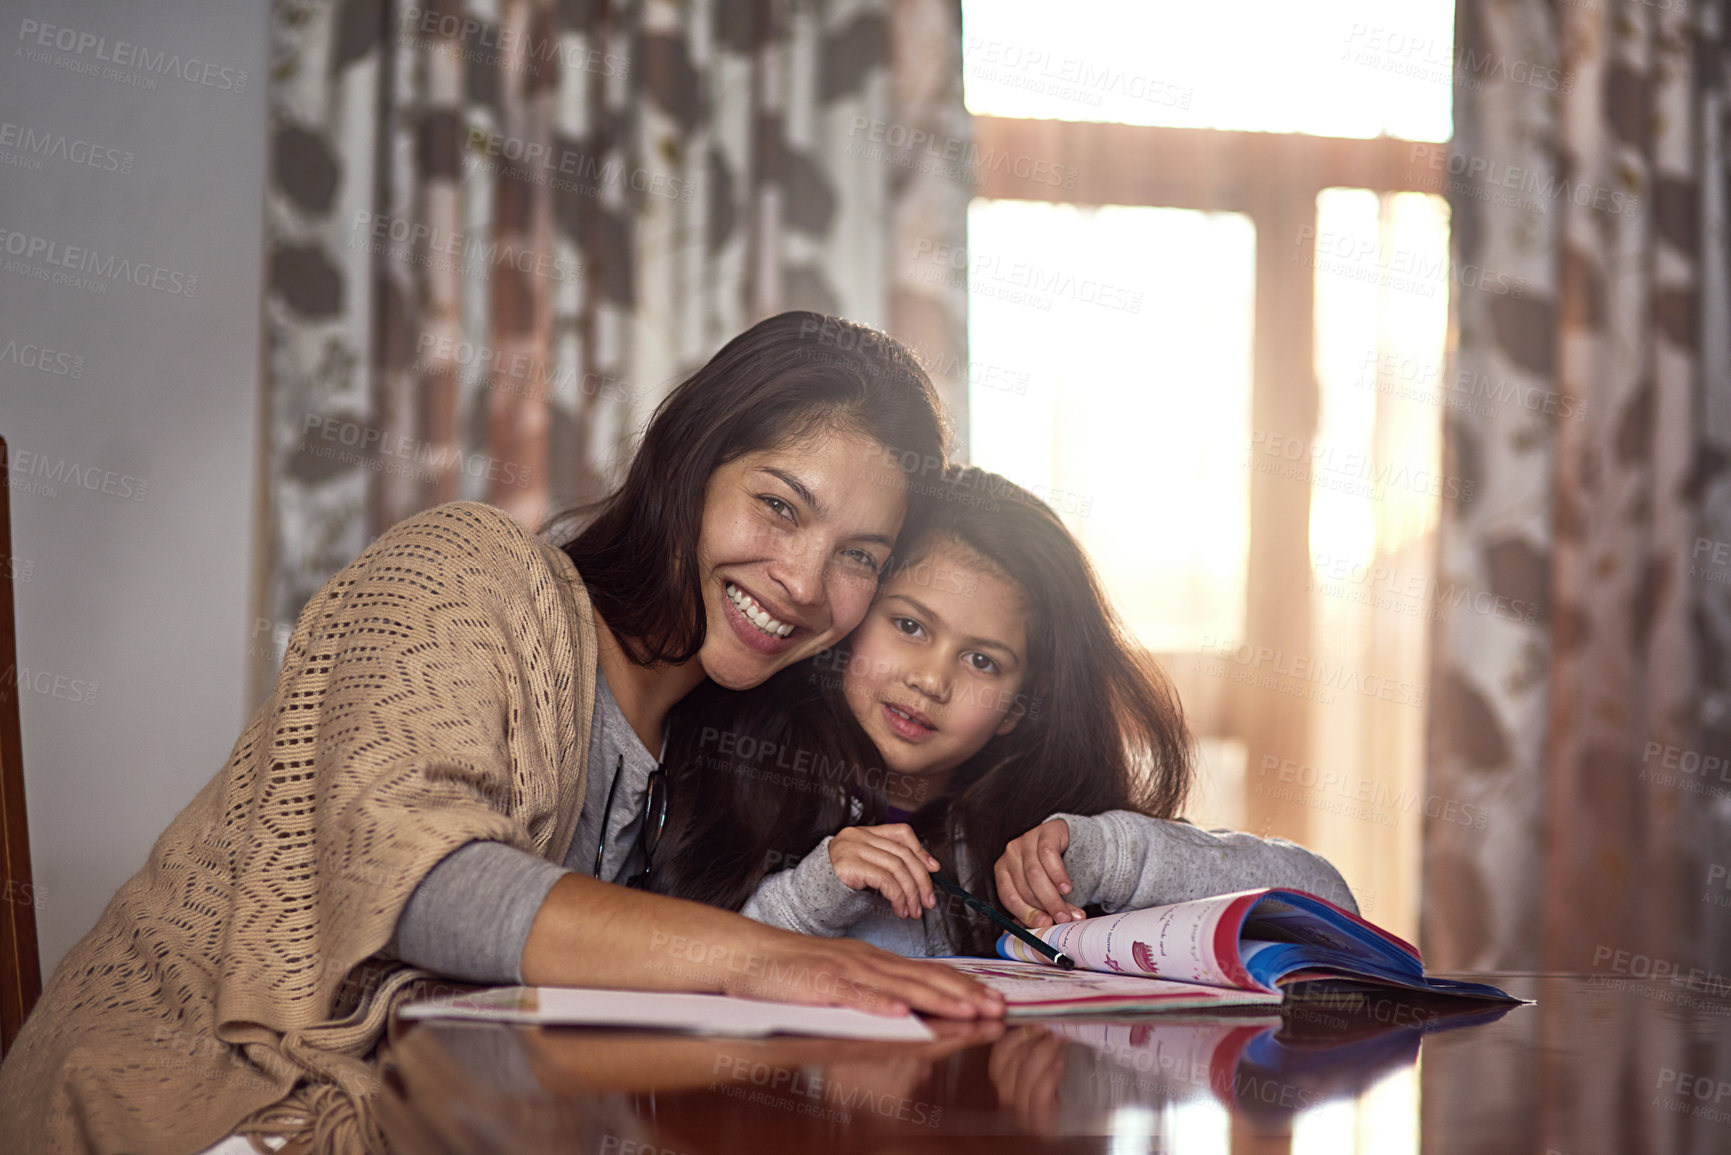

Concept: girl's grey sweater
[[739, 813, 1360, 956]]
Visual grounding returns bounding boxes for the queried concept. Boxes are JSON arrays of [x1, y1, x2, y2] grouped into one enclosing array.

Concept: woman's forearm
[[521, 873, 777, 990], [387, 840, 570, 983], [520, 873, 1004, 1019]]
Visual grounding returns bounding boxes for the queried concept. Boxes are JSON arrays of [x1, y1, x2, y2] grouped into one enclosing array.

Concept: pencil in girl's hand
[[930, 870, 1076, 970]]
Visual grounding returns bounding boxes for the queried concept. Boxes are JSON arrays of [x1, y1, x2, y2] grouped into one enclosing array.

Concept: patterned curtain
[[256, 0, 967, 701], [1427, 0, 1731, 977]]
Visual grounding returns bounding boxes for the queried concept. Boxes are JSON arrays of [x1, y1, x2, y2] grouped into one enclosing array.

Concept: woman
[[0, 313, 1002, 1155]]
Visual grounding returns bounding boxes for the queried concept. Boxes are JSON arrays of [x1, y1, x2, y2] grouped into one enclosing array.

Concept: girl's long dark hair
[[652, 466, 1195, 954], [548, 311, 950, 665]]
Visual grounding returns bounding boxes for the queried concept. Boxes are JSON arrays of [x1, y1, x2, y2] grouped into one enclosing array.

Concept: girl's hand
[[828, 824, 940, 919], [994, 819, 1086, 929]]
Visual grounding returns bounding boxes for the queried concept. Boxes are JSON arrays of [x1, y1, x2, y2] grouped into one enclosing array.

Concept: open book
[[934, 958, 1286, 1016], [397, 986, 934, 1041], [987, 887, 1520, 1006]]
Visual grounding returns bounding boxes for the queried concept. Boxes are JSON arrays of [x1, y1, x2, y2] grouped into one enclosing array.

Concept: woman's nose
[[765, 533, 826, 607]]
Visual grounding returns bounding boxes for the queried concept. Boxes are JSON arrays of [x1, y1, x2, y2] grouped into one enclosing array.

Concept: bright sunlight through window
[[966, 200, 1255, 654]]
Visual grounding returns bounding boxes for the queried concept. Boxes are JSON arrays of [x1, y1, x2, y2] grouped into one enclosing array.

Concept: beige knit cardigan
[[0, 502, 600, 1154]]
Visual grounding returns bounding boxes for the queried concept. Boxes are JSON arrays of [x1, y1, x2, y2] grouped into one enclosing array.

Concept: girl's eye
[[759, 494, 795, 521], [966, 652, 1000, 675], [890, 616, 925, 638]]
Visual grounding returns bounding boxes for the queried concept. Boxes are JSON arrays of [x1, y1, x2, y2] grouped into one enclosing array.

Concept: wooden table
[[377, 973, 1731, 1153]]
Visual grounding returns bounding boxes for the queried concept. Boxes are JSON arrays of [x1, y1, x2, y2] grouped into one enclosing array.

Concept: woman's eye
[[759, 495, 795, 520], [842, 548, 881, 571], [967, 652, 1000, 675]]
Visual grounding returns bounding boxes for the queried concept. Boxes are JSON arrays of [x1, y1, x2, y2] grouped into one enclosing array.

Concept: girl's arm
[[996, 811, 1359, 928], [741, 824, 939, 934], [740, 836, 878, 936]]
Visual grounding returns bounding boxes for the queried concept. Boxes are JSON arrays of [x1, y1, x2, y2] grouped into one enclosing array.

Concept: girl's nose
[[905, 663, 948, 702]]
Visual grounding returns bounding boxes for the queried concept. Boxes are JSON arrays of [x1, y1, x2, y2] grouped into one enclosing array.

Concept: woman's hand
[[828, 824, 939, 919], [994, 819, 1086, 929], [719, 930, 1005, 1020]]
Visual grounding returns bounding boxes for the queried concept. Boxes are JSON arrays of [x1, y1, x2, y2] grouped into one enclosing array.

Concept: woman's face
[[694, 426, 908, 690], [841, 538, 1030, 791]]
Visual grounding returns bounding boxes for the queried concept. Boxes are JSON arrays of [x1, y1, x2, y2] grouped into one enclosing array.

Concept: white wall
[[0, 0, 268, 973]]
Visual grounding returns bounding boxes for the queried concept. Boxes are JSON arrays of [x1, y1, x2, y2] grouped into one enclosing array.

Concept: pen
[[930, 870, 1076, 970]]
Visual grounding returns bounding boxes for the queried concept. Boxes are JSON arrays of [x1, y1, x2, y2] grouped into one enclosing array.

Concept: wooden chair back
[[0, 434, 42, 1056]]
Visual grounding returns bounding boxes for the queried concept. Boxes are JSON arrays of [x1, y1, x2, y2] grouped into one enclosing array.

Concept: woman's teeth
[[726, 583, 795, 638]]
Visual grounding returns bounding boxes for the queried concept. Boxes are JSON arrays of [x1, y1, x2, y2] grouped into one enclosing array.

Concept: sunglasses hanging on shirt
[[594, 753, 668, 889]]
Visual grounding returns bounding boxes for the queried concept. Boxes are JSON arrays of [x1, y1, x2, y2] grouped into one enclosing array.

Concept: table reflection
[[382, 975, 1731, 1152], [381, 980, 1540, 1153]]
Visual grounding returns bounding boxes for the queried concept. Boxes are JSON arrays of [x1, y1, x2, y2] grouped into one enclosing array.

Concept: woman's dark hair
[[648, 661, 876, 913], [548, 311, 950, 665], [652, 465, 1195, 955]]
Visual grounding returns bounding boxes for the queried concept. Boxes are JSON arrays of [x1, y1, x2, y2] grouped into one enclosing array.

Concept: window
[[960, 0, 1456, 991], [967, 200, 1255, 654]]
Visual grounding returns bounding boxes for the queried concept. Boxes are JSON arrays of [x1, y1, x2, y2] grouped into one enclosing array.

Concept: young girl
[[652, 465, 1356, 957]]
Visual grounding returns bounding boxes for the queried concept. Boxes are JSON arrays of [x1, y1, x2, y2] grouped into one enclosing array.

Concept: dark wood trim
[[0, 435, 42, 1056], [972, 117, 1442, 209]]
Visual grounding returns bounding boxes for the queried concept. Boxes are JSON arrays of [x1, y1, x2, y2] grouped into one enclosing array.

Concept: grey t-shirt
[[384, 669, 662, 983]]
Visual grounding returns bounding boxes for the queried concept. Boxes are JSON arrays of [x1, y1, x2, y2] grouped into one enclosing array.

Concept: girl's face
[[694, 426, 908, 690], [842, 538, 1030, 792]]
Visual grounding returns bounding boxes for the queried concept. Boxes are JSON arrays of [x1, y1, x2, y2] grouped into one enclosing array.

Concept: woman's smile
[[722, 580, 803, 653]]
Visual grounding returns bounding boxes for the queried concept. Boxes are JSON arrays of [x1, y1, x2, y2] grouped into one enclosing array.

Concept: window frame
[[969, 117, 1440, 837]]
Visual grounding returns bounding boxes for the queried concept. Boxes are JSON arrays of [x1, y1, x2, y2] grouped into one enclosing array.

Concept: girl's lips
[[721, 581, 799, 655], [881, 701, 937, 743]]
